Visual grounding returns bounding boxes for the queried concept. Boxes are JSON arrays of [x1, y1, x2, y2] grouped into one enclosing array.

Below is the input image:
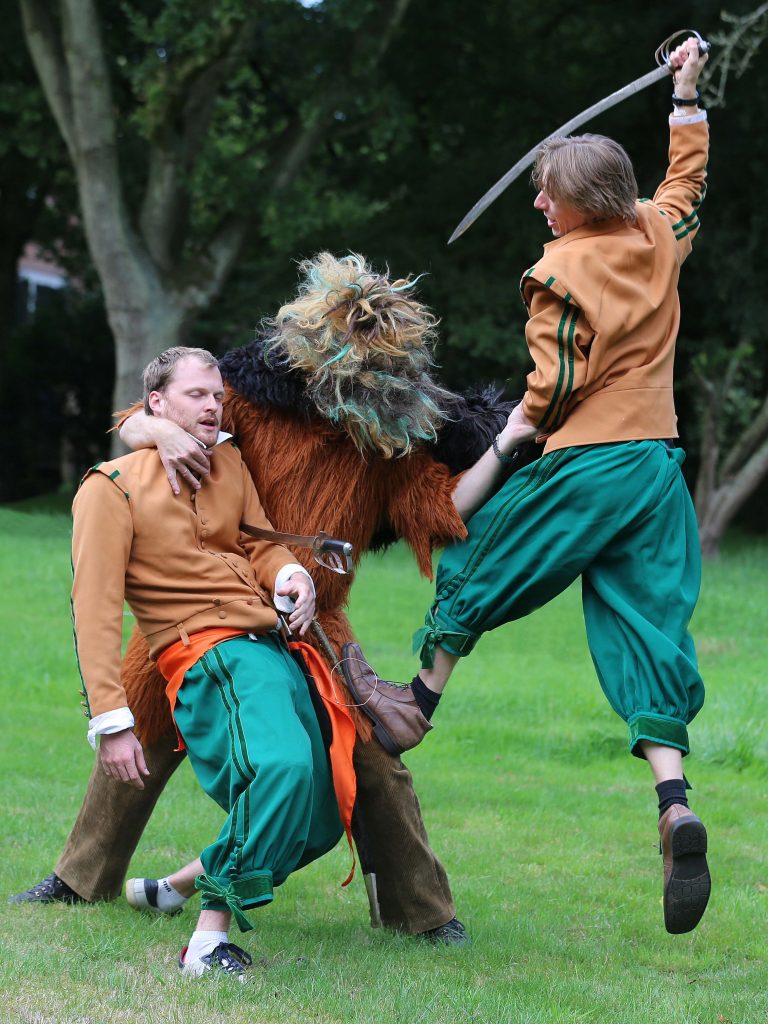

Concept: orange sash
[[156, 627, 243, 752], [289, 640, 358, 887]]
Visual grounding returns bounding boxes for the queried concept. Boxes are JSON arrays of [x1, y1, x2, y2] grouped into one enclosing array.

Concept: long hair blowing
[[262, 252, 452, 458]]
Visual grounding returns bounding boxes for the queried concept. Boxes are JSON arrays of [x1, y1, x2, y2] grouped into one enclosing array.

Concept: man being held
[[343, 39, 712, 934], [70, 346, 343, 977]]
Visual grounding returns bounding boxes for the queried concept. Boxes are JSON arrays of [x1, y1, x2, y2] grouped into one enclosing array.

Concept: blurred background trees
[[3, 0, 767, 554]]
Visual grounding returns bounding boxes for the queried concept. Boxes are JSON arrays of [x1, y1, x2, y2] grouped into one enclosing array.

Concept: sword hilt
[[312, 534, 354, 575], [655, 30, 710, 69]]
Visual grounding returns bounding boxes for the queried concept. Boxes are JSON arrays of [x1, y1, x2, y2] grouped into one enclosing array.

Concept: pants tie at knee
[[196, 869, 273, 932], [412, 608, 478, 668]]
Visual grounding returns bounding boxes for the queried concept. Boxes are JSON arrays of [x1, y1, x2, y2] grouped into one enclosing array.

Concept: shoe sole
[[664, 816, 711, 934]]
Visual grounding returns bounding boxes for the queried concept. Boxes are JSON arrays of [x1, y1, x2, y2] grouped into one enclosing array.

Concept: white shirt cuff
[[87, 707, 135, 751], [273, 564, 314, 612], [669, 111, 708, 126]]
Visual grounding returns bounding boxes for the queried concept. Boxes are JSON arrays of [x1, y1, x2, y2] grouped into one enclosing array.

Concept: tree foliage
[[10, 0, 768, 550]]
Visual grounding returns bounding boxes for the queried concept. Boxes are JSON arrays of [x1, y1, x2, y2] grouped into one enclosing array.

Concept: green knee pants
[[417, 441, 704, 755], [174, 633, 342, 930]]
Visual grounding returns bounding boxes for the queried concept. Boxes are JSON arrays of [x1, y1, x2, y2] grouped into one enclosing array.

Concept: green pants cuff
[[412, 607, 479, 668], [196, 869, 273, 932], [627, 713, 690, 759]]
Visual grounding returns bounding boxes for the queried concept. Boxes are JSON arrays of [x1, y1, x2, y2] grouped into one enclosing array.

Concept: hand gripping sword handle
[[654, 29, 710, 68]]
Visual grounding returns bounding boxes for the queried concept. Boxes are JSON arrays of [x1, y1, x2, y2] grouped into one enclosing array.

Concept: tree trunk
[[695, 439, 768, 557], [21, 0, 415, 460], [106, 288, 187, 457]]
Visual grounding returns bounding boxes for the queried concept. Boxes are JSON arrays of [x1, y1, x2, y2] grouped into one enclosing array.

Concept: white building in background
[[16, 242, 67, 318]]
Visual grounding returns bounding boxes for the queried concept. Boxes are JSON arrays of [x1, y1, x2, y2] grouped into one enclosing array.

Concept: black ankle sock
[[656, 779, 689, 818], [411, 675, 441, 721]]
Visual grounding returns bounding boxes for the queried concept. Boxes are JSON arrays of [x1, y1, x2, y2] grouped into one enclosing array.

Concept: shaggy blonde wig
[[263, 252, 452, 457]]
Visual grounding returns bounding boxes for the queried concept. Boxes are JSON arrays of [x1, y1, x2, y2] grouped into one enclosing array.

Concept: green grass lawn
[[1, 504, 766, 1024]]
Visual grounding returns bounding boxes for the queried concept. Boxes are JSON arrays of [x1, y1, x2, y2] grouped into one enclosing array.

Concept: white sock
[[182, 930, 229, 975], [155, 877, 188, 912]]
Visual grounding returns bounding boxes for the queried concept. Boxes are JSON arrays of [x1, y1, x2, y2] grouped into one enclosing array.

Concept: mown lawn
[[0, 504, 766, 1024]]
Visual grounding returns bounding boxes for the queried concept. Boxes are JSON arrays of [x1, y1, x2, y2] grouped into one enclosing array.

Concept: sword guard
[[655, 29, 710, 69], [312, 534, 354, 575]]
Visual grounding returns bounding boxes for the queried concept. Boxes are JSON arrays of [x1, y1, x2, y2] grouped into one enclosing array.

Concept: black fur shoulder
[[218, 337, 312, 416], [434, 386, 539, 474]]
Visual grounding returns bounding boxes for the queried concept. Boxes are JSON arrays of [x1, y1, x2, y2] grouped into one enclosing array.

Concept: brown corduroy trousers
[[55, 731, 455, 934]]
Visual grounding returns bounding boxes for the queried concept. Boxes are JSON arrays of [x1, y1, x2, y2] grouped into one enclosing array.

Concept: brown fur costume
[[120, 253, 527, 747]]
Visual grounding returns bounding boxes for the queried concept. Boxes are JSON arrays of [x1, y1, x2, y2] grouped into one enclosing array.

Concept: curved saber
[[448, 30, 710, 245]]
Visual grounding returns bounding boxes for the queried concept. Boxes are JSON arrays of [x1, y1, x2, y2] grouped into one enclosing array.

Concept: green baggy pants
[[174, 633, 342, 930], [416, 441, 704, 755]]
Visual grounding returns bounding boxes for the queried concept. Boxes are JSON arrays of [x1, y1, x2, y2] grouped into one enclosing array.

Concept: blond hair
[[142, 346, 218, 414], [532, 134, 638, 222]]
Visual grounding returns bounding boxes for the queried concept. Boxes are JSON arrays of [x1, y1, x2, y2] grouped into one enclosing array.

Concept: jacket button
[[218, 610, 227, 619]]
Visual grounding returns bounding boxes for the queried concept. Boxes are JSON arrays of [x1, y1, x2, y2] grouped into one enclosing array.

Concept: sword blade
[[448, 64, 671, 244]]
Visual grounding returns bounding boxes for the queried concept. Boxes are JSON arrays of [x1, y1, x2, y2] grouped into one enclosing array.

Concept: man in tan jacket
[[68, 346, 342, 978], [343, 38, 712, 935]]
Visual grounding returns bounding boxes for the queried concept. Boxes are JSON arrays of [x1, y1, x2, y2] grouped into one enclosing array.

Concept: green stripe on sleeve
[[539, 299, 578, 431]]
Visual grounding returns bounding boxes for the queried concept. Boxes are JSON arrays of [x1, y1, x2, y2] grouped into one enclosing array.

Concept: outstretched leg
[[8, 733, 184, 905], [352, 735, 457, 936], [56, 734, 185, 901]]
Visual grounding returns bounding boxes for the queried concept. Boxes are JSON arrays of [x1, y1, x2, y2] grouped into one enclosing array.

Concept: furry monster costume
[[122, 253, 523, 742]]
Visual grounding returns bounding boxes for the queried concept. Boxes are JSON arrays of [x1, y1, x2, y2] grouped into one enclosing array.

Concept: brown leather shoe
[[658, 804, 711, 934], [340, 642, 432, 755]]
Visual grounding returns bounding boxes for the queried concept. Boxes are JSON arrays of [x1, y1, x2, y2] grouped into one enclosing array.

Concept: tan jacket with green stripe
[[71, 439, 298, 720], [520, 114, 708, 454]]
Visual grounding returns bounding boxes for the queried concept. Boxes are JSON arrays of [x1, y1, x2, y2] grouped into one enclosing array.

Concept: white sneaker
[[179, 942, 252, 981], [125, 877, 186, 915]]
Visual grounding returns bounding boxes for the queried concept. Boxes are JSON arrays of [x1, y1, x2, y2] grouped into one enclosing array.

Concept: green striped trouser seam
[[210, 645, 258, 780], [443, 449, 568, 615], [199, 647, 256, 874], [539, 301, 579, 431], [211, 644, 255, 874], [199, 650, 252, 786], [198, 653, 244, 869]]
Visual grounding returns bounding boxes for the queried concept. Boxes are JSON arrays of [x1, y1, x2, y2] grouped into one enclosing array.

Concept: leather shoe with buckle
[[658, 804, 711, 934], [8, 872, 86, 905], [340, 642, 432, 756]]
